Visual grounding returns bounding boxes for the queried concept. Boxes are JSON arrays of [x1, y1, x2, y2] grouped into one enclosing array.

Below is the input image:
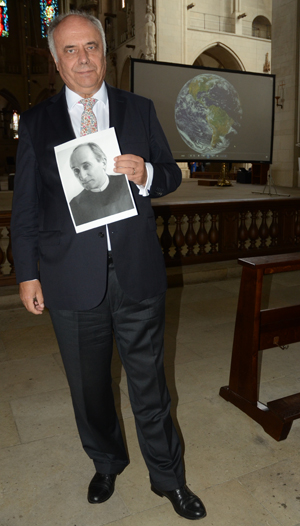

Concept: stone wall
[[155, 0, 271, 72]]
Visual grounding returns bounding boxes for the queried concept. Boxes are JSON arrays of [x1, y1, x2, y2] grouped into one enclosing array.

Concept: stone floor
[[1, 268, 300, 526]]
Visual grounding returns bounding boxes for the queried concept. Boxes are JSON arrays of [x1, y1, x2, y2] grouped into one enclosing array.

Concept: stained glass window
[[40, 0, 59, 38], [0, 0, 9, 37]]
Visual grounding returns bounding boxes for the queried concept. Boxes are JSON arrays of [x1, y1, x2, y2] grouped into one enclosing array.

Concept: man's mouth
[[76, 69, 95, 75]]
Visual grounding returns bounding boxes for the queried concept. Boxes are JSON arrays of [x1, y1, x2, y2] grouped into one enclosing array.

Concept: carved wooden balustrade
[[2, 197, 300, 286], [152, 197, 300, 266], [0, 211, 15, 285]]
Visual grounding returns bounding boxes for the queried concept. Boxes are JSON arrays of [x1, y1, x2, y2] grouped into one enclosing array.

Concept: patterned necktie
[[79, 98, 98, 136]]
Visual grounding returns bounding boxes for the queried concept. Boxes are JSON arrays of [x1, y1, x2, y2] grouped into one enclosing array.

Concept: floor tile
[[199, 478, 283, 526], [0, 336, 8, 362], [0, 436, 130, 526], [0, 323, 59, 360], [10, 388, 77, 443], [239, 459, 300, 526], [0, 355, 68, 401], [0, 307, 52, 331], [0, 402, 20, 448], [175, 398, 290, 488]]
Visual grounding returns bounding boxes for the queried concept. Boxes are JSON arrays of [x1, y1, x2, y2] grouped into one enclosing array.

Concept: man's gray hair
[[47, 11, 106, 62], [70, 143, 107, 166]]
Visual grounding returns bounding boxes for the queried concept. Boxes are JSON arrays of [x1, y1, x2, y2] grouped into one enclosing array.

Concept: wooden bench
[[219, 253, 300, 441]]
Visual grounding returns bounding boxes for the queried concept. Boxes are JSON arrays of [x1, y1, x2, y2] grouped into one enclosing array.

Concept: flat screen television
[[131, 59, 275, 164]]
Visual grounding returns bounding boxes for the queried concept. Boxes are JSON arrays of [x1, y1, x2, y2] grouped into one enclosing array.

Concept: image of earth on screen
[[175, 74, 242, 157], [131, 60, 275, 163]]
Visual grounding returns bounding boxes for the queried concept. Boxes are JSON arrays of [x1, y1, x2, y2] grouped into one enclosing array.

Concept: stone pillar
[[145, 0, 156, 60], [233, 0, 244, 36], [271, 0, 300, 187]]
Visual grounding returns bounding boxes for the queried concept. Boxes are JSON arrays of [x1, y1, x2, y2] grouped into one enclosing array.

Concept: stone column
[[271, 0, 300, 187], [145, 0, 156, 60], [233, 0, 244, 36]]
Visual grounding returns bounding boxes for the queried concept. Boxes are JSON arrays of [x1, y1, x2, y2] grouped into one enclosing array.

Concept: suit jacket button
[[98, 232, 104, 238]]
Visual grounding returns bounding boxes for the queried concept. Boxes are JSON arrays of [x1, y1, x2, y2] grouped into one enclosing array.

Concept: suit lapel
[[106, 83, 127, 147], [47, 87, 76, 143]]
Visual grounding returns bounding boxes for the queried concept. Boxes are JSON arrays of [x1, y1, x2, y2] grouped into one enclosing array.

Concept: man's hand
[[19, 280, 45, 315], [114, 154, 147, 187]]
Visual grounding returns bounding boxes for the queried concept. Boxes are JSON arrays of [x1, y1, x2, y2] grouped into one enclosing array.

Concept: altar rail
[[152, 197, 300, 266], [2, 197, 300, 286]]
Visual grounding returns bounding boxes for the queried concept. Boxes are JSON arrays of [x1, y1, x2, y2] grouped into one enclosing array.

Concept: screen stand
[[252, 169, 290, 197]]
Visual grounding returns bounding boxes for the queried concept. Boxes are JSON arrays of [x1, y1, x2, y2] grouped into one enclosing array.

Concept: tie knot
[[80, 98, 97, 111]]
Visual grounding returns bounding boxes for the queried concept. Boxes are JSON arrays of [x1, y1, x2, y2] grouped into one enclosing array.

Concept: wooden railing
[[152, 197, 300, 266], [2, 196, 300, 286]]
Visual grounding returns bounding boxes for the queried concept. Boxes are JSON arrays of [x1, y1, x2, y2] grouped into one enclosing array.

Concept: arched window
[[252, 16, 271, 40], [40, 0, 59, 38], [0, 0, 9, 37]]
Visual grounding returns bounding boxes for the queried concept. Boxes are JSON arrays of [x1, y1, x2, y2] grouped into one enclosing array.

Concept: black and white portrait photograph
[[54, 128, 137, 233]]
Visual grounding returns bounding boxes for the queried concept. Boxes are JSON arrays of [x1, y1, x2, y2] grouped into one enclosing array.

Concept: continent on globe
[[207, 105, 235, 148], [175, 73, 242, 156]]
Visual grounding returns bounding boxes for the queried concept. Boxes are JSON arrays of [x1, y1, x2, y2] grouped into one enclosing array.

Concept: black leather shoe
[[151, 484, 207, 520], [88, 473, 117, 504]]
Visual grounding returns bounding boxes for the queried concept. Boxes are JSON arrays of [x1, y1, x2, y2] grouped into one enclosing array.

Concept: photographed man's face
[[52, 15, 106, 98], [70, 145, 108, 192]]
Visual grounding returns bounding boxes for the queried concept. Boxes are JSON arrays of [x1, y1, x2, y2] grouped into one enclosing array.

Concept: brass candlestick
[[217, 162, 231, 187]]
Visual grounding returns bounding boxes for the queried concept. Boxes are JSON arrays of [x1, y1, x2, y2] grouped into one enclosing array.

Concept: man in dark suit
[[69, 142, 134, 226], [11, 11, 206, 521]]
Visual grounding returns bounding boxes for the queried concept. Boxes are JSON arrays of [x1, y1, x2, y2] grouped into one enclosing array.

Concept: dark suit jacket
[[11, 83, 182, 310], [70, 174, 134, 226]]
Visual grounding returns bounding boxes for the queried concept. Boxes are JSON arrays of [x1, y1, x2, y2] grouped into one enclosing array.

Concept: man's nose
[[79, 169, 89, 180], [78, 48, 89, 64]]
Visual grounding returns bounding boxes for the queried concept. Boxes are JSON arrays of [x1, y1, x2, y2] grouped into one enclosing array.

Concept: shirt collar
[[65, 83, 108, 111]]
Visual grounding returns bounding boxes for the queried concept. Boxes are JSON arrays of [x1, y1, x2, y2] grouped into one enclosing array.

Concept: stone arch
[[252, 16, 271, 39], [120, 56, 131, 91], [193, 42, 245, 71], [0, 89, 21, 113]]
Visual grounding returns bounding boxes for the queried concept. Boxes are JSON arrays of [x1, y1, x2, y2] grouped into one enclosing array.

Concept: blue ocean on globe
[[175, 73, 242, 156]]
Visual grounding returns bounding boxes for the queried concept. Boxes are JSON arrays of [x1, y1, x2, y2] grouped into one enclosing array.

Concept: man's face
[[71, 145, 108, 192], [52, 15, 106, 98]]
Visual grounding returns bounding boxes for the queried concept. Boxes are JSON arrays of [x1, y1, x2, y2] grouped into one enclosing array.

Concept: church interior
[[1, 1, 300, 525]]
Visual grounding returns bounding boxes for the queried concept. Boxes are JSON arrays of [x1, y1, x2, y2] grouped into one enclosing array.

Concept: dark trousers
[[49, 262, 185, 491]]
